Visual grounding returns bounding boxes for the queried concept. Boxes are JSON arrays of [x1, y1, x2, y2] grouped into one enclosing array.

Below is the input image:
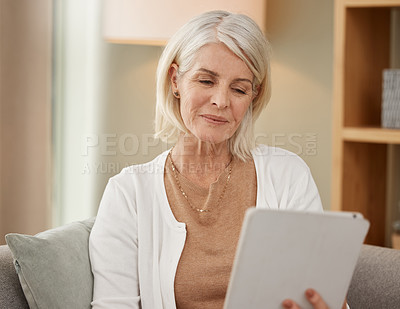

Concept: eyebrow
[[196, 68, 253, 85]]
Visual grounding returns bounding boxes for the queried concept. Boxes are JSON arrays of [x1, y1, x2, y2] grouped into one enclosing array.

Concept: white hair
[[155, 10, 271, 161]]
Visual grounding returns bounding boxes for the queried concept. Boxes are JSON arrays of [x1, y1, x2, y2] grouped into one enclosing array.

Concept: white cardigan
[[89, 145, 323, 309]]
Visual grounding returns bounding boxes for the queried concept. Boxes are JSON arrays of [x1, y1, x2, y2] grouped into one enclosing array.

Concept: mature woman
[[89, 10, 346, 309]]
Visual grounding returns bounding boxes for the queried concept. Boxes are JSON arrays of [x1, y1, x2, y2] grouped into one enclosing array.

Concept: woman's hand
[[282, 289, 347, 309]]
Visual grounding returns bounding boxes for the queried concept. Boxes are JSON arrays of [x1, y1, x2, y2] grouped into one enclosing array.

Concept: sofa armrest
[[0, 245, 29, 309], [348, 244, 400, 309]]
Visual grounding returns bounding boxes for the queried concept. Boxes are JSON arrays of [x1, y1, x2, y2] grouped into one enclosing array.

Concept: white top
[[89, 145, 323, 309]]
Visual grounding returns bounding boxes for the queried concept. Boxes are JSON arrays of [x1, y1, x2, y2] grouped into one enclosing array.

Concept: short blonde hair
[[155, 10, 271, 160]]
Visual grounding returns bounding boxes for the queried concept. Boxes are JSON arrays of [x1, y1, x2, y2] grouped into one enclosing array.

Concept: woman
[[89, 10, 346, 309]]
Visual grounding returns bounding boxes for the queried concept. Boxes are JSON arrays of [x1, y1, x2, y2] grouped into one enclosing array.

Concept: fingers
[[282, 299, 300, 309], [342, 297, 348, 309], [282, 289, 329, 309], [305, 289, 329, 309]]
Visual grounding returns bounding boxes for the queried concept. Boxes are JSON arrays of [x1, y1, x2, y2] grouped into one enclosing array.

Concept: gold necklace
[[168, 151, 233, 213]]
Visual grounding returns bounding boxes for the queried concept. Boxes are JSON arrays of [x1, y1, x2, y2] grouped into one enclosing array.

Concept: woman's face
[[170, 43, 255, 145]]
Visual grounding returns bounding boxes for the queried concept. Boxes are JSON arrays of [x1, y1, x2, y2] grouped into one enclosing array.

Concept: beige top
[[164, 155, 257, 309]]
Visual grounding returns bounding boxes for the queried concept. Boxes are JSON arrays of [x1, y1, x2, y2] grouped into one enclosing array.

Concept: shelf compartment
[[342, 141, 387, 246], [343, 7, 391, 127], [342, 127, 400, 143]]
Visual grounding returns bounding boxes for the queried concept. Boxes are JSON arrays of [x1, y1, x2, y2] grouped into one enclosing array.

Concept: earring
[[173, 91, 180, 98]]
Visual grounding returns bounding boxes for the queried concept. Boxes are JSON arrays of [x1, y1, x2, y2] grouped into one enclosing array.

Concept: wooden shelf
[[344, 0, 400, 7], [331, 1, 399, 246], [342, 127, 400, 144]]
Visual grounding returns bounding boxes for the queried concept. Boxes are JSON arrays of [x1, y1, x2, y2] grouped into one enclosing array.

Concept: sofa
[[1, 219, 400, 308], [0, 244, 29, 308]]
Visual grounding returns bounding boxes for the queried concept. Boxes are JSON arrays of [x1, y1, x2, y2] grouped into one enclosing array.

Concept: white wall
[[91, 44, 165, 205], [259, 0, 334, 208]]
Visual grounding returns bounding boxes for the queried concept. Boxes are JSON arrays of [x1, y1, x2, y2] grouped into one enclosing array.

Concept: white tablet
[[224, 208, 370, 309]]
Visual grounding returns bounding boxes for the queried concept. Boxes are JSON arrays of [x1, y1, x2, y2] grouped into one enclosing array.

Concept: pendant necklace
[[168, 151, 233, 213]]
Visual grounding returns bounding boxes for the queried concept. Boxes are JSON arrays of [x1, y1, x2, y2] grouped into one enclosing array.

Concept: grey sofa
[[1, 243, 400, 308], [0, 244, 29, 308]]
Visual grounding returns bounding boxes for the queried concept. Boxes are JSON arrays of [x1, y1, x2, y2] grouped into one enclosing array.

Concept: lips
[[201, 114, 229, 124]]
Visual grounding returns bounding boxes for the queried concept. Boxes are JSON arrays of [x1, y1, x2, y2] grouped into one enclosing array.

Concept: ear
[[169, 63, 179, 93]]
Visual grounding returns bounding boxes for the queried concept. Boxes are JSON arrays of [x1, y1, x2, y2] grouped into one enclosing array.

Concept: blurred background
[[1, 0, 397, 246]]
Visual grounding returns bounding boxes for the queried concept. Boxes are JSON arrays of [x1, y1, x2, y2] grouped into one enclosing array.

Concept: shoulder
[[107, 150, 168, 192], [252, 144, 310, 175], [252, 145, 322, 211]]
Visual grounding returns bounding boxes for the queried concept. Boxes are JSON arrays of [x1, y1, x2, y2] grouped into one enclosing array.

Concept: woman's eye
[[199, 80, 213, 85], [234, 88, 247, 95]]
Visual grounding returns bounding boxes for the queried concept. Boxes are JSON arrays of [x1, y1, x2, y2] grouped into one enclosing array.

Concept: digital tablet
[[224, 208, 370, 309]]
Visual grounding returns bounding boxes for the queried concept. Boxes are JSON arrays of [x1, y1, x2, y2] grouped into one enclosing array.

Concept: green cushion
[[5, 218, 95, 309]]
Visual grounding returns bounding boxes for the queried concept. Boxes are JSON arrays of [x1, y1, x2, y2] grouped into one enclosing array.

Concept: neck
[[171, 134, 232, 183]]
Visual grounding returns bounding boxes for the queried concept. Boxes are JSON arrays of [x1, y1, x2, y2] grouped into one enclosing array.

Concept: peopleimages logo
[[254, 133, 318, 156], [81, 133, 318, 157], [80, 132, 318, 174], [81, 133, 172, 156]]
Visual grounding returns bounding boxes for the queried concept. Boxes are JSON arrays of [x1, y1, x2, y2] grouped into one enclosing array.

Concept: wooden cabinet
[[331, 0, 400, 246]]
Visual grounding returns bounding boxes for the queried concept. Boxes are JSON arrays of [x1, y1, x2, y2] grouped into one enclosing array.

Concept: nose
[[212, 86, 230, 109]]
